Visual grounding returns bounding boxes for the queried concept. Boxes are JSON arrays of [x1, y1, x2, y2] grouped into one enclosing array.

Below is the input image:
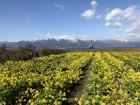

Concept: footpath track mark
[[63, 59, 93, 105]]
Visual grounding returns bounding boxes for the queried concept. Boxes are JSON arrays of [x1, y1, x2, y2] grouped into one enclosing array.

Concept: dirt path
[[63, 59, 93, 105]]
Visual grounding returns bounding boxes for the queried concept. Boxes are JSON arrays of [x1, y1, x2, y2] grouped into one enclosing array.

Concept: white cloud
[[81, 9, 96, 19], [105, 8, 122, 27], [123, 6, 138, 21], [54, 3, 64, 10], [91, 1, 97, 8], [96, 15, 102, 19], [54, 3, 69, 10], [81, 0, 97, 20], [126, 22, 140, 35], [116, 34, 140, 41], [105, 6, 140, 35]]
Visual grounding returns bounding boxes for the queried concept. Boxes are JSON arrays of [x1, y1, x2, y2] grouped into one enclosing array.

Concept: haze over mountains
[[1, 37, 140, 49]]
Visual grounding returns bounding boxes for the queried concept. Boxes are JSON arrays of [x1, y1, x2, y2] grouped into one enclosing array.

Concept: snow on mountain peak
[[34, 34, 96, 42]]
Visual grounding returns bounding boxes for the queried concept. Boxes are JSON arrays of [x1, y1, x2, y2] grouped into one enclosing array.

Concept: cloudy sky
[[0, 0, 140, 41]]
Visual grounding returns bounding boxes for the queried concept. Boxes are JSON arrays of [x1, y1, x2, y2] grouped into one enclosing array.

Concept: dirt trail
[[63, 59, 93, 105]]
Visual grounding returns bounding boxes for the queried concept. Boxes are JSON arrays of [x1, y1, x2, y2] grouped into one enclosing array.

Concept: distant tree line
[[0, 43, 65, 63]]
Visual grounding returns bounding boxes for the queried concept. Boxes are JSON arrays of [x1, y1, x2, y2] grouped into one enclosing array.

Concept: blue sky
[[0, 0, 140, 42]]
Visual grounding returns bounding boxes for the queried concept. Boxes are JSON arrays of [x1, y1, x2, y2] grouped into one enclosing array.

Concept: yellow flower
[[78, 100, 82, 105], [54, 101, 62, 105], [92, 99, 95, 104], [40, 98, 46, 103], [85, 100, 89, 104], [30, 102, 35, 105], [100, 102, 105, 105]]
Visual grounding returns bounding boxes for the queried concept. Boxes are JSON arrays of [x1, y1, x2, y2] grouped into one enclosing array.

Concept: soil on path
[[63, 59, 93, 105]]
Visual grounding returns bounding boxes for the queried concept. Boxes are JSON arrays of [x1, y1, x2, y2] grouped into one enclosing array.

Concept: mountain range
[[0, 39, 140, 49]]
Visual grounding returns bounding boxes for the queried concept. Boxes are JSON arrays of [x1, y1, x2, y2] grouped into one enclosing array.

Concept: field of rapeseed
[[0, 52, 140, 105]]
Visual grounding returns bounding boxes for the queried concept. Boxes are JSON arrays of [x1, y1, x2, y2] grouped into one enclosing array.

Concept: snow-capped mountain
[[0, 38, 140, 49]]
